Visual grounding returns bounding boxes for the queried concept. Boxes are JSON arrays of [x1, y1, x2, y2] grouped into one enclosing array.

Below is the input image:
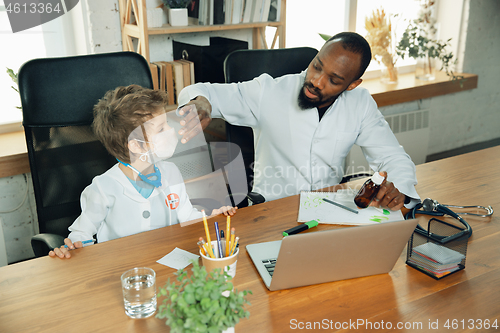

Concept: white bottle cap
[[371, 172, 384, 185]]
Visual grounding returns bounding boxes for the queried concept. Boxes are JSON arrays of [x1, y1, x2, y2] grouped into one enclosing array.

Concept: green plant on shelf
[[162, 0, 192, 9]]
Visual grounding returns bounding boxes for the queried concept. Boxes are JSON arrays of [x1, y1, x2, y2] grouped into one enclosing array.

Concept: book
[[241, 0, 254, 23], [175, 59, 192, 87], [224, 0, 233, 24], [213, 0, 225, 24], [169, 61, 184, 104], [297, 189, 404, 225], [232, 0, 244, 24], [152, 62, 166, 91], [267, 0, 280, 21], [260, 0, 271, 22], [158, 61, 175, 104], [149, 63, 159, 90], [251, 0, 263, 23], [198, 0, 207, 25]]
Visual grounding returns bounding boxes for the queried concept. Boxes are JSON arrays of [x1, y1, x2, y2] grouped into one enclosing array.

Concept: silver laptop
[[246, 219, 419, 291]]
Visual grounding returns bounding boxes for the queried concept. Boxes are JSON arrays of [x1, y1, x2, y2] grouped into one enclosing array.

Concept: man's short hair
[[92, 84, 169, 163], [327, 32, 372, 80]]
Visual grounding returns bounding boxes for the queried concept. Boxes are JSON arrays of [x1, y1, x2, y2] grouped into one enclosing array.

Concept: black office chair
[[223, 47, 318, 207], [18, 52, 154, 257]]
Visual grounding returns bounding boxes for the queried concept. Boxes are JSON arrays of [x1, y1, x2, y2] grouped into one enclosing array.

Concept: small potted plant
[[395, 0, 461, 81], [162, 0, 192, 26], [156, 260, 251, 333]]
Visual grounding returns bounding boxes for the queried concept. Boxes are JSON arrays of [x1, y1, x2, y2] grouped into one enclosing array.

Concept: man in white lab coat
[[177, 32, 420, 210]]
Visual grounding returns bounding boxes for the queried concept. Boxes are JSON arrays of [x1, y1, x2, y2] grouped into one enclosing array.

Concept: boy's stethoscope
[[405, 198, 493, 242]]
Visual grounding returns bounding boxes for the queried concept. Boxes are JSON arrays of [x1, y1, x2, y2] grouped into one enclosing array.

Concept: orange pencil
[[197, 238, 206, 256], [229, 227, 235, 256]]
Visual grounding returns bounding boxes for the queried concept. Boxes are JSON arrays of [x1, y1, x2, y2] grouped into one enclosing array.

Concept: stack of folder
[[408, 242, 466, 278]]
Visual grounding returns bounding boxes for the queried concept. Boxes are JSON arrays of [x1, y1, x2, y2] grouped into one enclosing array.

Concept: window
[[268, 0, 463, 78], [0, 0, 88, 131], [0, 0, 47, 127]]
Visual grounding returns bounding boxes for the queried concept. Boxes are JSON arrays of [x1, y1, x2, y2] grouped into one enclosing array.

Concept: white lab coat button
[[143, 210, 150, 219]]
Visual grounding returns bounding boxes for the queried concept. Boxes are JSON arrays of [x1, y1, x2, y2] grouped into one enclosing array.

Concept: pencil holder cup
[[200, 240, 239, 279], [406, 218, 469, 279]]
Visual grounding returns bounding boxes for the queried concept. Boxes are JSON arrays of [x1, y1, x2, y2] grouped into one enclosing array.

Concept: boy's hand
[[48, 238, 83, 259], [211, 206, 238, 217], [177, 96, 212, 144]]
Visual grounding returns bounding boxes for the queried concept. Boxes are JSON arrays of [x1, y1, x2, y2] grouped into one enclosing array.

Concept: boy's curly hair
[[92, 84, 169, 163]]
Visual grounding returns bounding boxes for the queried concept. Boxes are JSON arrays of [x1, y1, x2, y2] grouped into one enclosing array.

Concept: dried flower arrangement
[[364, 8, 398, 83]]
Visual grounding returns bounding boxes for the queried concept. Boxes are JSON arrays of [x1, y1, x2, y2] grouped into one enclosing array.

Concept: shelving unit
[[117, 0, 287, 63]]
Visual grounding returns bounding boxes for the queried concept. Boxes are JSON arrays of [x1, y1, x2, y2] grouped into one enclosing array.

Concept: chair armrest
[[247, 192, 265, 205], [31, 233, 65, 257]]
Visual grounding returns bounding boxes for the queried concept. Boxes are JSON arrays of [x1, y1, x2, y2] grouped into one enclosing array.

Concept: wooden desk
[[1, 146, 499, 332]]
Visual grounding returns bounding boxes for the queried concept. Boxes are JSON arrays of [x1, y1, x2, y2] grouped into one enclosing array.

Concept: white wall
[[0, 0, 498, 264]]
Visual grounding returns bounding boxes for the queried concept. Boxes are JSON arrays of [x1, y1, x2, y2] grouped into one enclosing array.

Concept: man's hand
[[177, 96, 212, 144], [370, 171, 406, 211]]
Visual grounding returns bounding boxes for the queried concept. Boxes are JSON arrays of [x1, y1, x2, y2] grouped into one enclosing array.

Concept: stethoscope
[[405, 198, 493, 243]]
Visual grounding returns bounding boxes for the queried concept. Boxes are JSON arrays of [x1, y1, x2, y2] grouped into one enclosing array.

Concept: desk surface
[[1, 146, 499, 333]]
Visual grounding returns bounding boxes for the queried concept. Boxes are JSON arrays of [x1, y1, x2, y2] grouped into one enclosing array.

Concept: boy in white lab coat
[[50, 85, 236, 259]]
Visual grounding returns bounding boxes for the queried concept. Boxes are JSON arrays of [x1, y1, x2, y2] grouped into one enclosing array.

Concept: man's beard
[[297, 81, 340, 110]]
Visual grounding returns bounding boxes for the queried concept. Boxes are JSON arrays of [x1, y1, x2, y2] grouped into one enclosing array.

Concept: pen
[[322, 198, 359, 214], [220, 230, 225, 257], [214, 222, 223, 258], [225, 215, 231, 258], [64, 239, 94, 249], [202, 210, 215, 258], [283, 220, 319, 236]]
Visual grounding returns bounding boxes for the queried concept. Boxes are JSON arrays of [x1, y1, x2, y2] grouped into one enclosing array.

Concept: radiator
[[345, 109, 430, 174]]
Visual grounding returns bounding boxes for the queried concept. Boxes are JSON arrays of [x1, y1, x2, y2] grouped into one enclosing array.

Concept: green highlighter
[[283, 220, 319, 237]]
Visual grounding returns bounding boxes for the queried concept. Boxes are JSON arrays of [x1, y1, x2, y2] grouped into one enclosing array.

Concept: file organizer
[[406, 218, 469, 279]]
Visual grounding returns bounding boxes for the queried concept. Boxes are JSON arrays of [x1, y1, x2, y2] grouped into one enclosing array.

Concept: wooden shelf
[[118, 0, 287, 62], [361, 71, 478, 107]]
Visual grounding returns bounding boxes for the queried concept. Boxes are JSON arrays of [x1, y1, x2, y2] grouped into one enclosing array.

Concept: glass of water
[[121, 267, 157, 319]]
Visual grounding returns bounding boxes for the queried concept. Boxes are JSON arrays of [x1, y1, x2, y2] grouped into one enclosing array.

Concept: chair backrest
[[18, 52, 153, 237], [223, 47, 318, 196]]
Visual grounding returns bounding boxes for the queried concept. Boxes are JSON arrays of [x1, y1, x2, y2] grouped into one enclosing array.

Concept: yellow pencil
[[197, 239, 206, 256], [230, 236, 239, 256], [225, 215, 231, 257], [202, 210, 215, 258], [200, 237, 215, 259]]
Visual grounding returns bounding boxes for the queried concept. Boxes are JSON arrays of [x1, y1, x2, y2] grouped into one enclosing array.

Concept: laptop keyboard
[[262, 258, 277, 276]]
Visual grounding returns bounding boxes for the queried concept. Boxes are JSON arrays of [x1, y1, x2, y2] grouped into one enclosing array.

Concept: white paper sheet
[[297, 189, 404, 225], [157, 247, 199, 270]]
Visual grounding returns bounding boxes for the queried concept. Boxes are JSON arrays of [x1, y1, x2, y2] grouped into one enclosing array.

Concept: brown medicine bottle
[[354, 172, 385, 209]]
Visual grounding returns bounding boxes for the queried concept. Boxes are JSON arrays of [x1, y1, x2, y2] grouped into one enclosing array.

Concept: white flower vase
[[415, 54, 436, 81], [168, 8, 188, 26], [222, 327, 235, 333]]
